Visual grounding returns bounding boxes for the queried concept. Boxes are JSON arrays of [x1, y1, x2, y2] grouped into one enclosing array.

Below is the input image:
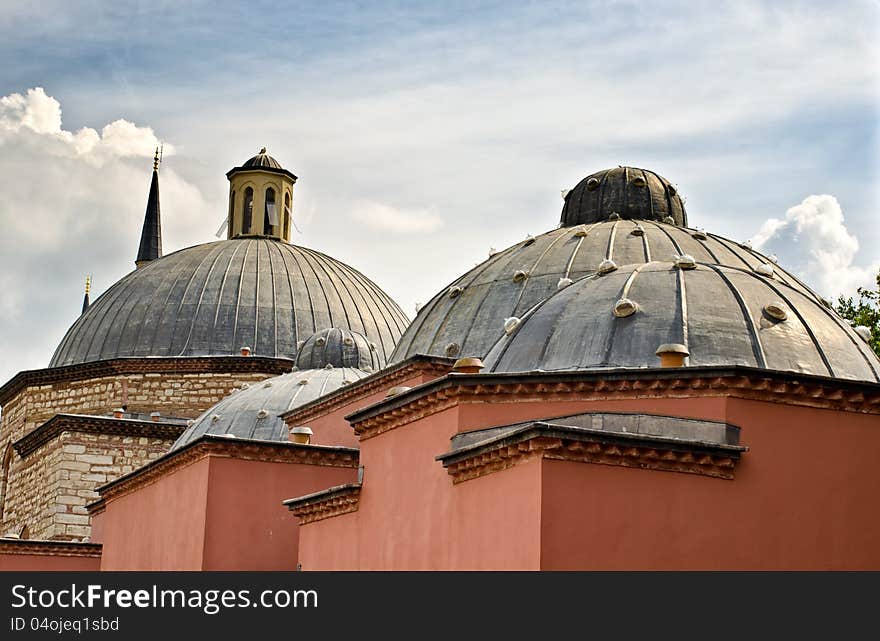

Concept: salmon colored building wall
[[99, 458, 211, 570], [201, 457, 355, 570], [297, 407, 544, 570], [297, 393, 880, 570], [99, 454, 356, 570], [540, 400, 880, 570]]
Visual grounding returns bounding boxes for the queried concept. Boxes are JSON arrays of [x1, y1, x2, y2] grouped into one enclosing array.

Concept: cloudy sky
[[0, 0, 877, 384]]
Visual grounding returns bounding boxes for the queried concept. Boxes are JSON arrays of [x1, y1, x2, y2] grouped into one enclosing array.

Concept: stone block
[[75, 454, 114, 465], [55, 512, 89, 525]]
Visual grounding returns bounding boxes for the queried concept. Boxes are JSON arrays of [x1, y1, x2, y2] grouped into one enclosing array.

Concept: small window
[[264, 187, 277, 236], [242, 187, 254, 234]]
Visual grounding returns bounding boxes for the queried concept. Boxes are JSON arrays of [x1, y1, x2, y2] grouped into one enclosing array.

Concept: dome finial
[[259, 146, 267, 155], [153, 144, 162, 172], [81, 274, 91, 315]]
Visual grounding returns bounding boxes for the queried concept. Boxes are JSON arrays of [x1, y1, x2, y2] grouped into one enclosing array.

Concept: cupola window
[[242, 187, 254, 234], [264, 187, 277, 236]]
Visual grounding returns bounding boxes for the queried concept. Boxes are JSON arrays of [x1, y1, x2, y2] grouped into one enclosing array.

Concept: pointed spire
[[136, 147, 163, 269], [81, 275, 91, 315]]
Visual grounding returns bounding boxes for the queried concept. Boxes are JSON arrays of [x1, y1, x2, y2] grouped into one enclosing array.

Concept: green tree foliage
[[835, 270, 880, 357]]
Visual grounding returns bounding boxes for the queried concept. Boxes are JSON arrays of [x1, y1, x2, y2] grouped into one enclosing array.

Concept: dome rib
[[561, 166, 686, 227], [703, 263, 768, 368], [307, 247, 394, 362], [206, 239, 248, 355], [390, 221, 825, 365], [171, 367, 368, 449], [511, 230, 570, 316], [173, 241, 228, 356], [50, 239, 407, 368], [332, 249, 411, 358], [482, 262, 880, 382]]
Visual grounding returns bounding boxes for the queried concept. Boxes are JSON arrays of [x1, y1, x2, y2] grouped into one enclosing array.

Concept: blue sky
[[0, 0, 877, 382]]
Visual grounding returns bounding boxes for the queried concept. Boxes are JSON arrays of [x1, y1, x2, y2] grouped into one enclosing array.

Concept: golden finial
[[85, 274, 91, 296], [153, 146, 160, 171], [259, 146, 267, 154]]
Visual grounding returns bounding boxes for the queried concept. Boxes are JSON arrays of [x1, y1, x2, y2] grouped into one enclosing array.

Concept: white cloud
[[350, 202, 443, 234], [0, 87, 174, 165], [0, 87, 214, 383], [751, 194, 879, 298]]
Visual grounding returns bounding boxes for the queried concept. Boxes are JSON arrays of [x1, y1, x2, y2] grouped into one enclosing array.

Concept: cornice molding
[[281, 355, 454, 427], [438, 422, 746, 483], [284, 484, 361, 525], [13, 414, 185, 458], [348, 367, 880, 440], [91, 436, 358, 510], [0, 355, 295, 405], [0, 539, 102, 558]]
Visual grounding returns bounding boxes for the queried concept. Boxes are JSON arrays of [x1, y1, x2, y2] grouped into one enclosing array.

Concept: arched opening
[[0, 445, 13, 523], [242, 187, 254, 234], [264, 187, 277, 236], [283, 192, 291, 239]]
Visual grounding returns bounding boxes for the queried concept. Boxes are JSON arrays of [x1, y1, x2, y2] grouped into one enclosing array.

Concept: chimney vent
[[452, 357, 484, 374], [290, 426, 313, 445], [655, 343, 689, 368]]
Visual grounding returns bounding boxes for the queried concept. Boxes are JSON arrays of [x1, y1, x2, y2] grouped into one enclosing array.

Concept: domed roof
[[171, 366, 368, 449], [226, 148, 297, 181], [51, 238, 409, 367], [483, 262, 879, 382], [561, 167, 687, 227], [242, 147, 282, 170], [391, 220, 823, 363], [295, 327, 380, 371]]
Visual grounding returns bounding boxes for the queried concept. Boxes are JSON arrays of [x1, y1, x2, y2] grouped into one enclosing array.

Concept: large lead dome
[[391, 219, 823, 363], [484, 262, 880, 382], [51, 238, 409, 367]]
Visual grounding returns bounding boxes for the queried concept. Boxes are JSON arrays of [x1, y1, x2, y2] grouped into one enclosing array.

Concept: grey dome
[[51, 238, 409, 367], [483, 262, 879, 382], [171, 367, 368, 449], [226, 148, 297, 181], [295, 327, 380, 371], [561, 167, 687, 227], [242, 148, 282, 170], [391, 221, 824, 364]]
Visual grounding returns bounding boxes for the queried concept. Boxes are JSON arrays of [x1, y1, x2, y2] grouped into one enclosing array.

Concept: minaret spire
[[81, 274, 91, 315], [136, 146, 163, 269]]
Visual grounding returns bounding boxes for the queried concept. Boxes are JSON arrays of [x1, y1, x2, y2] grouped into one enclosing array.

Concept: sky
[[0, 0, 877, 384]]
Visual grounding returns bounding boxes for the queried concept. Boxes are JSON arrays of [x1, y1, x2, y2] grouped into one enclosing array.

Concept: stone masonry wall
[[0, 368, 282, 540]]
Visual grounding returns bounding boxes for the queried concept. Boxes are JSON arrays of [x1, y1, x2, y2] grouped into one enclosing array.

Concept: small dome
[[560, 167, 687, 227], [391, 222, 823, 364], [50, 238, 409, 367], [295, 328, 380, 371], [242, 147, 283, 170], [483, 262, 879, 382], [171, 367, 369, 449], [226, 148, 297, 181]]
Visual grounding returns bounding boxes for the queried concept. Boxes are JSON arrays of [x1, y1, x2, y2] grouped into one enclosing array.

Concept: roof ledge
[[437, 417, 747, 484], [283, 483, 362, 525]]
